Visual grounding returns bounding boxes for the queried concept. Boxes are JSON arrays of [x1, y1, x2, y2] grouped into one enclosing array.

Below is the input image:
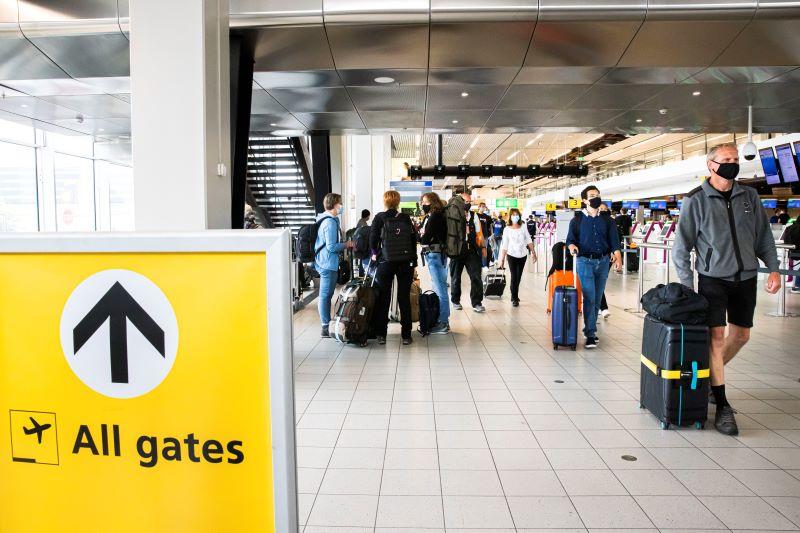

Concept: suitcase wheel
[[553, 345, 558, 350], [639, 403, 644, 409], [571, 345, 576, 351], [660, 421, 670, 430], [694, 421, 704, 430]]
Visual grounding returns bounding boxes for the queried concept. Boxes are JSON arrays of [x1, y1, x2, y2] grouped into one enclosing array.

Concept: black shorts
[[698, 275, 757, 328]]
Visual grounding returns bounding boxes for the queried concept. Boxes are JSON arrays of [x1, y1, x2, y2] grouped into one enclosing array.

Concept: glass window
[[0, 117, 35, 145], [47, 131, 94, 158], [54, 153, 95, 231], [95, 161, 134, 231], [0, 141, 38, 231]]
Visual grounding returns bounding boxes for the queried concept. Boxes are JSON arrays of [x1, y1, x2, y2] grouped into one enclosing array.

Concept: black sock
[[711, 385, 730, 408]]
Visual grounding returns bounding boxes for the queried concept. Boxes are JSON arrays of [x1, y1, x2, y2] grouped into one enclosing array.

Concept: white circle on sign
[[60, 269, 179, 399]]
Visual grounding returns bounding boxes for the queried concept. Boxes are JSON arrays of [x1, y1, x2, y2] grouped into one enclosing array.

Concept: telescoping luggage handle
[[567, 245, 578, 288]]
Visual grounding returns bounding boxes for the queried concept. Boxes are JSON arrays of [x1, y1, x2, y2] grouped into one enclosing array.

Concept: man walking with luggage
[[673, 142, 781, 435], [450, 191, 486, 313], [566, 186, 622, 349]]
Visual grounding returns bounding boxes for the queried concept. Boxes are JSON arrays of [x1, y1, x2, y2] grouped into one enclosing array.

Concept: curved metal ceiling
[[1, 0, 800, 138]]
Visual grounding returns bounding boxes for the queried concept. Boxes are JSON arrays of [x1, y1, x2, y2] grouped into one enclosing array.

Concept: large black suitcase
[[330, 275, 378, 347], [640, 315, 710, 430]]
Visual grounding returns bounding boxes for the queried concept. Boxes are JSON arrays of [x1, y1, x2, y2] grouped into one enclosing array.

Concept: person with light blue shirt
[[315, 192, 353, 338]]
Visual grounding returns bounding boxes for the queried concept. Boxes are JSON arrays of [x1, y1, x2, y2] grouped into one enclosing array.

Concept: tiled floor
[[291, 260, 800, 532]]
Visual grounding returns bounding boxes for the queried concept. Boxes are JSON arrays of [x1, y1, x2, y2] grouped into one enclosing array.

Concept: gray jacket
[[673, 180, 779, 288]]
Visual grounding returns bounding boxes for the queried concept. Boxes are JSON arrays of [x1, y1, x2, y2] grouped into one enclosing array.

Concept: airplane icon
[[23, 416, 52, 444]]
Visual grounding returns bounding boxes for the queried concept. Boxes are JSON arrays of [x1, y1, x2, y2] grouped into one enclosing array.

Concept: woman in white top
[[498, 208, 537, 307]]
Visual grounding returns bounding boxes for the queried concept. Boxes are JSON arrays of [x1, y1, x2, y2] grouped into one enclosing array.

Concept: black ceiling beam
[[408, 164, 588, 179]]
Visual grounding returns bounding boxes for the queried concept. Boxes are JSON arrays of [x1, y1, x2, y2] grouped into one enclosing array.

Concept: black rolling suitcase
[[330, 270, 378, 347], [640, 315, 710, 429], [483, 267, 506, 298]]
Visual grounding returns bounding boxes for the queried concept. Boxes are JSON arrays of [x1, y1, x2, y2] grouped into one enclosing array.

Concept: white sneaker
[[473, 304, 486, 313], [600, 309, 611, 319]]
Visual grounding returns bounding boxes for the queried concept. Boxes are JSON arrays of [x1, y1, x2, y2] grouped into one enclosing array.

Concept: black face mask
[[600, 210, 610, 217], [588, 197, 603, 209], [712, 161, 740, 180], [464, 203, 472, 212], [422, 204, 431, 214]]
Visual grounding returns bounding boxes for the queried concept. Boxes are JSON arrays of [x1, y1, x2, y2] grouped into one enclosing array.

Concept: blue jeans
[[426, 252, 451, 325], [318, 268, 338, 326], [576, 255, 610, 338]]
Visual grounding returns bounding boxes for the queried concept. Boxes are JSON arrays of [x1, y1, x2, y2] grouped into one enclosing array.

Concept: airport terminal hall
[[6, 1, 800, 532]]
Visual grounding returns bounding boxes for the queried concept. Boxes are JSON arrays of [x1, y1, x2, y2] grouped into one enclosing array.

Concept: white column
[[370, 135, 391, 213], [130, 0, 231, 230]]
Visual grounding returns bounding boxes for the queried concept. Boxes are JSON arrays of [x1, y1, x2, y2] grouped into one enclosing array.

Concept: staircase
[[246, 135, 316, 234]]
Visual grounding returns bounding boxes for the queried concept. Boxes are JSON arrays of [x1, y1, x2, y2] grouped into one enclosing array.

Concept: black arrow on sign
[[72, 281, 166, 384]]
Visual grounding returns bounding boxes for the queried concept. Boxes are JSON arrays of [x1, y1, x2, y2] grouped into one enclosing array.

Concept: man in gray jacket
[[673, 142, 781, 436]]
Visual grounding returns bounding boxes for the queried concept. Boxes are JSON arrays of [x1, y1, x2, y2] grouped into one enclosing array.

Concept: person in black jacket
[[370, 190, 418, 345], [420, 192, 450, 334], [450, 192, 486, 313], [478, 203, 493, 267]]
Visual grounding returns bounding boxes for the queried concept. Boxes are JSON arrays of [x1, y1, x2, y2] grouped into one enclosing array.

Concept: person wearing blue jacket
[[566, 185, 623, 349], [315, 193, 353, 338]]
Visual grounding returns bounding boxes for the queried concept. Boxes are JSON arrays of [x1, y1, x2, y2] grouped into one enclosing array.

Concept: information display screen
[[669, 209, 680, 216], [788, 199, 800, 209], [762, 199, 778, 209], [759, 147, 782, 185], [622, 200, 639, 209], [649, 200, 667, 210], [643, 209, 652, 217], [775, 143, 799, 183]]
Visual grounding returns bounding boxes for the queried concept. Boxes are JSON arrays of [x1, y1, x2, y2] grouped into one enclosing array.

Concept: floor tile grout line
[[372, 341, 400, 531], [422, 335, 449, 533], [486, 308, 592, 532], [452, 313, 522, 531], [304, 343, 370, 530]]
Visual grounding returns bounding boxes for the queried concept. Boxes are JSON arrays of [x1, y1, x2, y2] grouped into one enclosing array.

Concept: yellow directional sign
[[568, 199, 582, 209], [0, 233, 296, 533], [545, 202, 558, 211]]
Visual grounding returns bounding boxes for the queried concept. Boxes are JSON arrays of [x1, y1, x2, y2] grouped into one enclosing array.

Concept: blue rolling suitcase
[[552, 265, 578, 351]]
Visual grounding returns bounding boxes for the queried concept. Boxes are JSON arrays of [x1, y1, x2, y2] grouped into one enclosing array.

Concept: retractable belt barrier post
[[0, 232, 298, 533], [763, 244, 798, 318]]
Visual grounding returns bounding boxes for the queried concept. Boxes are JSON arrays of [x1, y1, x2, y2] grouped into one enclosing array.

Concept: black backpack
[[641, 283, 709, 325], [337, 255, 352, 285], [381, 212, 416, 262], [417, 291, 440, 336], [352, 226, 371, 260], [296, 216, 335, 263]]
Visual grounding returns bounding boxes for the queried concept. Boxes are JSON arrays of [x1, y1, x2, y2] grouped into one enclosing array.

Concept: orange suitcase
[[547, 270, 582, 314]]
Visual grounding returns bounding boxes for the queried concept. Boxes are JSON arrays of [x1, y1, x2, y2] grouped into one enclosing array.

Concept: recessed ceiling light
[[374, 76, 394, 84], [636, 118, 642, 123], [692, 90, 701, 96], [98, 128, 105, 132], [659, 108, 668, 115], [451, 120, 459, 124], [270, 123, 277, 127], [670, 127, 685, 131], [20, 103, 28, 108], [461, 91, 469, 98]]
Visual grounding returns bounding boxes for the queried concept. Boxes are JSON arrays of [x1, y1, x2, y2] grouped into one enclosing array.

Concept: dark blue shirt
[[565, 212, 621, 256]]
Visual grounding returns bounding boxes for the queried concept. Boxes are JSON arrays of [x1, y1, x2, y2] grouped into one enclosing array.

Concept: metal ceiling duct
[[17, 0, 129, 78]]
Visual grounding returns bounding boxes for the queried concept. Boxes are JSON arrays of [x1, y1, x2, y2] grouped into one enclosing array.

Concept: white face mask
[[511, 215, 520, 224]]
